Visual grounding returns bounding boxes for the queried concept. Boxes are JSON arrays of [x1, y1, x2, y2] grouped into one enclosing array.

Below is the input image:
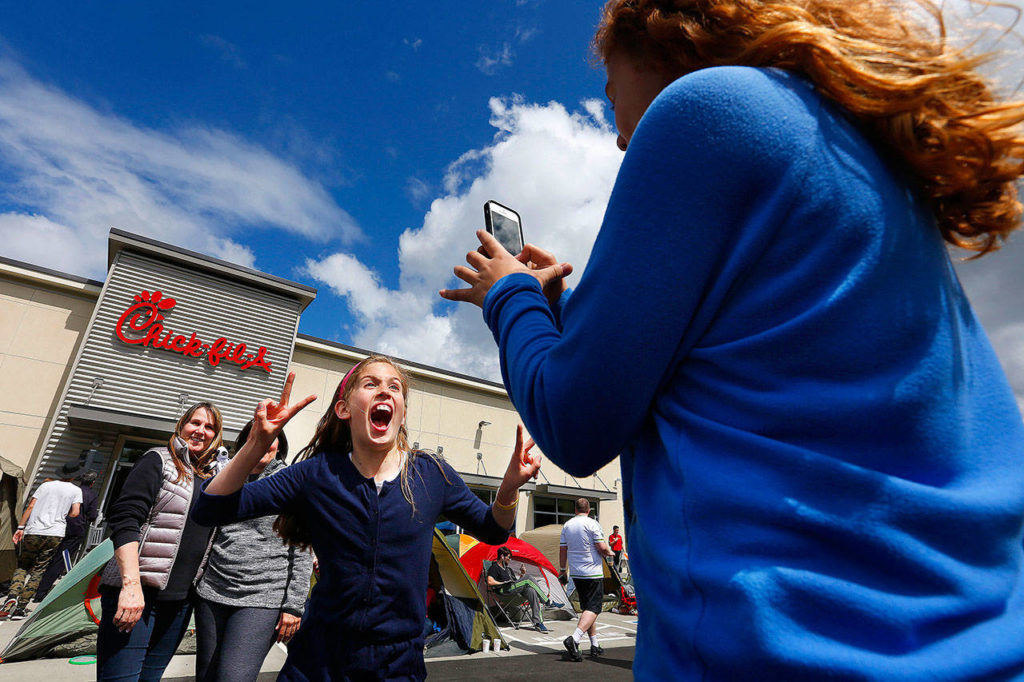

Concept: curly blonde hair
[[594, 0, 1024, 255]]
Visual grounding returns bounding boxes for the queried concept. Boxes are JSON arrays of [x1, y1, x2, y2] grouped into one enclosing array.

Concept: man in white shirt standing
[[1, 462, 82, 620], [559, 498, 614, 662]]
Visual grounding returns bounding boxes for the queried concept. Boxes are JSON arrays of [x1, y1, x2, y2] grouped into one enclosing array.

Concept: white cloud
[[199, 34, 247, 70], [306, 96, 622, 380], [303, 88, 1024, 409], [0, 57, 360, 278], [475, 43, 514, 76], [405, 177, 432, 204]]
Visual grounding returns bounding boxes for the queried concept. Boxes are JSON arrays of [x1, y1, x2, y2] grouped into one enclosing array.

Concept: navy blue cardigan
[[193, 450, 507, 655]]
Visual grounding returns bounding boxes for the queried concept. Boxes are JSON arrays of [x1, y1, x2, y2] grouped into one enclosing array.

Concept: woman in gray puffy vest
[[193, 420, 314, 682], [96, 401, 224, 682]]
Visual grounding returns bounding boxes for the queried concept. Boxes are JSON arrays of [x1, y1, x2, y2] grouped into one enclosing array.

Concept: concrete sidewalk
[[0, 610, 637, 680]]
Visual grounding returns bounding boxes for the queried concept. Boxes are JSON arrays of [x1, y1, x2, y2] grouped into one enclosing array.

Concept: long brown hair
[[593, 0, 1024, 255], [168, 401, 224, 484], [273, 355, 449, 549]]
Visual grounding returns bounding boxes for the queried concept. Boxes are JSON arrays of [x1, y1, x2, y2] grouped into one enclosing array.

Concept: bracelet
[[493, 496, 519, 511], [17, 525, 25, 530], [122, 576, 140, 587]]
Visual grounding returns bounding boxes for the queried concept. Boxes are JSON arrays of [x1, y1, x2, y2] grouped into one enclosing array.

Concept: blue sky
[[0, 0, 1022, 408]]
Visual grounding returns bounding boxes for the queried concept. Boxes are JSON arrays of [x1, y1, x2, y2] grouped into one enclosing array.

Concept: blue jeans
[[96, 586, 193, 682]]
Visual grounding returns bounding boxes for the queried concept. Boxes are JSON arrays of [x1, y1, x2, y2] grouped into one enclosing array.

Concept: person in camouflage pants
[[5, 535, 62, 607], [2, 466, 82, 620]]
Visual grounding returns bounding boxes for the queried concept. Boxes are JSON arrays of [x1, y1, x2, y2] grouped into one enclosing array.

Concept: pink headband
[[337, 364, 359, 401]]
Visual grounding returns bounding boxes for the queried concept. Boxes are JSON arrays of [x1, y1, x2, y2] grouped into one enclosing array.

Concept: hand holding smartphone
[[483, 200, 524, 255]]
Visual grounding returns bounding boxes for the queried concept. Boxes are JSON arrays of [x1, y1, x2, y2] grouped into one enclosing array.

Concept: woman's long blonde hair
[[273, 355, 449, 549], [594, 0, 1024, 255], [168, 401, 224, 483]]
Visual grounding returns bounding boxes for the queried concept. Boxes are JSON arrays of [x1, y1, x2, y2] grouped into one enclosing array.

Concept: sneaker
[[0, 598, 16, 620], [590, 644, 606, 657], [9, 608, 27, 621], [563, 635, 583, 662], [546, 600, 564, 608], [535, 622, 549, 633]]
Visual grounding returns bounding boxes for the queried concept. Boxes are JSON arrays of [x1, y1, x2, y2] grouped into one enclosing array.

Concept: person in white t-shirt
[[559, 498, 614, 662], [1, 462, 83, 619]]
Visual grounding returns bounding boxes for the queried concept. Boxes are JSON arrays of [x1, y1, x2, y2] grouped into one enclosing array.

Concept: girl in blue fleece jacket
[[194, 357, 541, 681], [441, 0, 1024, 679]]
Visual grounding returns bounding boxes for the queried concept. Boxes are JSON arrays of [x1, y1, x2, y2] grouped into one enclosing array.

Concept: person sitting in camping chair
[[486, 546, 561, 633]]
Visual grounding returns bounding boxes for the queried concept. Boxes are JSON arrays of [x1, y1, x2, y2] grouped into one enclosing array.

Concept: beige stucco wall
[[286, 339, 624, 534], [0, 261, 625, 539], [0, 263, 99, 473]]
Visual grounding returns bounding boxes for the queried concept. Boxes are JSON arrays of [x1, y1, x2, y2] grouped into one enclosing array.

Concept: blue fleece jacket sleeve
[[484, 67, 809, 476], [440, 462, 509, 545], [193, 460, 308, 527]]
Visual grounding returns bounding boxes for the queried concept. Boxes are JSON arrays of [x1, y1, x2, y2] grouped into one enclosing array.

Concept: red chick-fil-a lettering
[[114, 290, 273, 373]]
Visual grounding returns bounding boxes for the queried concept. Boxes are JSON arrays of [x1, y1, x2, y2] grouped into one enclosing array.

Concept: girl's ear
[[334, 400, 351, 421]]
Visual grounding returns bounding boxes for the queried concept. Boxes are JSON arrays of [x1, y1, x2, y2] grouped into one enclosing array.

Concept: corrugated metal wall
[[32, 249, 301, 486]]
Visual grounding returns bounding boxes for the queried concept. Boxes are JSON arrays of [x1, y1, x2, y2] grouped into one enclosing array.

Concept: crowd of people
[[5, 0, 1024, 679], [35, 355, 536, 681]]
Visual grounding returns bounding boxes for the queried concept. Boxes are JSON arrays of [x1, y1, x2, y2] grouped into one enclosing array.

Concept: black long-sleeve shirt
[[106, 450, 212, 600]]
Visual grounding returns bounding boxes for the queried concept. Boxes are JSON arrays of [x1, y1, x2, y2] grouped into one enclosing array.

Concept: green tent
[[0, 530, 500, 661], [0, 455, 26, 583], [0, 540, 113, 663], [429, 527, 505, 652]]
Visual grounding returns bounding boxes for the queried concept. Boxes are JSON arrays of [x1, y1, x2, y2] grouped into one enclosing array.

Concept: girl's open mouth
[[370, 403, 393, 433]]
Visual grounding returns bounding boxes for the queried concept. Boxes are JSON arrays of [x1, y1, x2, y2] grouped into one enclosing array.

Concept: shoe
[[546, 600, 564, 608], [535, 622, 549, 633], [0, 598, 16, 620], [563, 636, 583, 662], [590, 644, 606, 657], [9, 608, 27, 621]]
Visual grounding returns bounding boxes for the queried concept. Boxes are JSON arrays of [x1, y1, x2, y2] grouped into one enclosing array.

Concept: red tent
[[459, 536, 558, 582]]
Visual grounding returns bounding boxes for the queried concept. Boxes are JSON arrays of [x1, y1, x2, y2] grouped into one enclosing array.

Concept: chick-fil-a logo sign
[[115, 290, 273, 373]]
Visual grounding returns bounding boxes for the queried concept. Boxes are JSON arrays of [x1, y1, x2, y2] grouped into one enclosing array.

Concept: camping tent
[[0, 539, 113, 663], [0, 455, 26, 584], [452, 535, 575, 621], [425, 527, 505, 654], [0, 529, 500, 662], [520, 523, 624, 612]]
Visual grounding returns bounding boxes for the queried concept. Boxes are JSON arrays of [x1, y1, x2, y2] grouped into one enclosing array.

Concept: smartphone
[[483, 200, 524, 255]]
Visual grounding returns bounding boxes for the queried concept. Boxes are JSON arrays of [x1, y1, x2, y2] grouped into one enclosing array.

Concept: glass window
[[99, 440, 162, 525], [532, 495, 600, 527], [437, 486, 513, 534]]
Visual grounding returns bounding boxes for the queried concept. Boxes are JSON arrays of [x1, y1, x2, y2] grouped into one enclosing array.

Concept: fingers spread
[[284, 394, 318, 419], [477, 229, 503, 255], [452, 265, 480, 285], [465, 249, 487, 269], [280, 371, 295, 405], [439, 287, 475, 303]]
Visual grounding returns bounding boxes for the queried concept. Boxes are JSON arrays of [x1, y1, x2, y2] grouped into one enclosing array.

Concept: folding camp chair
[[483, 560, 531, 630]]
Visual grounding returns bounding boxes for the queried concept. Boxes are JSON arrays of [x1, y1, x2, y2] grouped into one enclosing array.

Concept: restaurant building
[[0, 228, 621, 560]]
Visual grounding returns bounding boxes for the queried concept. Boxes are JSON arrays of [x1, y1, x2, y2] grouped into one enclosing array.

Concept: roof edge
[[0, 256, 103, 297], [108, 228, 317, 311]]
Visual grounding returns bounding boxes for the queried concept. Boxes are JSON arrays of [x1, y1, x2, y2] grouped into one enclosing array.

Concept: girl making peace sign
[[195, 355, 541, 680]]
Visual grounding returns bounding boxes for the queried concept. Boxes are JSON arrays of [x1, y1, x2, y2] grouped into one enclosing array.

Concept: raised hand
[[440, 230, 572, 308], [504, 424, 542, 489], [206, 373, 316, 496], [517, 243, 572, 307], [252, 372, 318, 447]]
